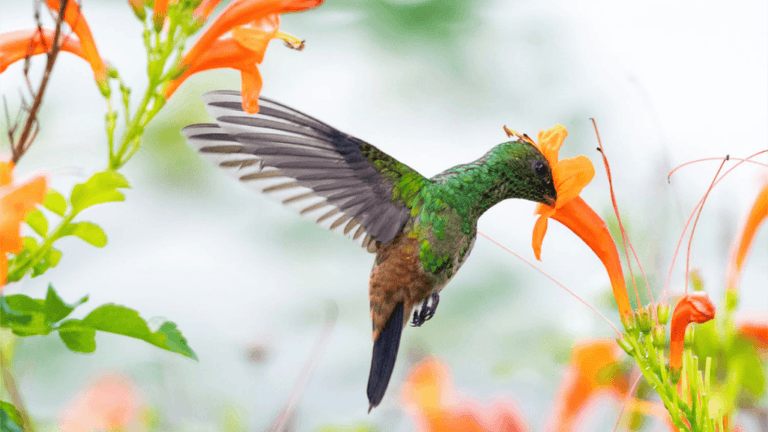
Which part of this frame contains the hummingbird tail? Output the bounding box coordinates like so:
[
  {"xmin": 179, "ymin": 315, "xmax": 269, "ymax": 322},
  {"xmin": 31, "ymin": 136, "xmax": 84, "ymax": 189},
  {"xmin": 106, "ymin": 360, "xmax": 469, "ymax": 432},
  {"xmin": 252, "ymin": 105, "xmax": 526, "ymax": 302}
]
[{"xmin": 366, "ymin": 301, "xmax": 405, "ymax": 412}]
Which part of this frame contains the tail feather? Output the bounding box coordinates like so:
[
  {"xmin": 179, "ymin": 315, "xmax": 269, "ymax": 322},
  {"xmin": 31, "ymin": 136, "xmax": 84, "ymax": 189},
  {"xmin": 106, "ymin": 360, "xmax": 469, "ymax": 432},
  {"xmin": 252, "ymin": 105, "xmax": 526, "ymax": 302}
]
[{"xmin": 366, "ymin": 302, "xmax": 405, "ymax": 412}]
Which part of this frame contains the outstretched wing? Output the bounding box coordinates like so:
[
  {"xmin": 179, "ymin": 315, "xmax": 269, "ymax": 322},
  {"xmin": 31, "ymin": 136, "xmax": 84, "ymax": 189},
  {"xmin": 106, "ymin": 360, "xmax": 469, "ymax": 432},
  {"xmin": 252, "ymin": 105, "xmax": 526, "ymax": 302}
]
[{"xmin": 182, "ymin": 91, "xmax": 426, "ymax": 252}]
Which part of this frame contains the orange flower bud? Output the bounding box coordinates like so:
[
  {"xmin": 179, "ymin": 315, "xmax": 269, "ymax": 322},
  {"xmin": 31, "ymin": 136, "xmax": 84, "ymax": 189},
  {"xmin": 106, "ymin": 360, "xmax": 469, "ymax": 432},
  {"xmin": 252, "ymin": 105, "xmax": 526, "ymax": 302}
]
[
  {"xmin": 44, "ymin": 0, "xmax": 107, "ymax": 83},
  {"xmin": 669, "ymin": 292, "xmax": 715, "ymax": 372},
  {"xmin": 725, "ymin": 181, "xmax": 768, "ymax": 292}
]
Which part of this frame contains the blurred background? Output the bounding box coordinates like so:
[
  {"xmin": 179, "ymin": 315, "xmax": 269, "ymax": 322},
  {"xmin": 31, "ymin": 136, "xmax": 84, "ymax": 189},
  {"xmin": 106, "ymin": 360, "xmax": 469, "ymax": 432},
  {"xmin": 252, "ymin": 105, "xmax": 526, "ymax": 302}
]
[{"xmin": 1, "ymin": 0, "xmax": 766, "ymax": 430}]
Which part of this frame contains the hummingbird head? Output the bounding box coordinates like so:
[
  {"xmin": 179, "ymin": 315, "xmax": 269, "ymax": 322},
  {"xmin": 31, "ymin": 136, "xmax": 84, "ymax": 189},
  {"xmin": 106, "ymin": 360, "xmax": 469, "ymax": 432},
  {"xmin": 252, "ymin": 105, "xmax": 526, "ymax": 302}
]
[{"xmin": 499, "ymin": 139, "xmax": 557, "ymax": 206}]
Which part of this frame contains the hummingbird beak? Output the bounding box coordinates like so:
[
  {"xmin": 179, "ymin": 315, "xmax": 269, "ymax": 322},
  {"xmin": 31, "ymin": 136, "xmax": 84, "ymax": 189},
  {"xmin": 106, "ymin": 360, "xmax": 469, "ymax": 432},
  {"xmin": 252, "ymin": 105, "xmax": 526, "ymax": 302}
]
[{"xmin": 543, "ymin": 194, "xmax": 556, "ymax": 207}]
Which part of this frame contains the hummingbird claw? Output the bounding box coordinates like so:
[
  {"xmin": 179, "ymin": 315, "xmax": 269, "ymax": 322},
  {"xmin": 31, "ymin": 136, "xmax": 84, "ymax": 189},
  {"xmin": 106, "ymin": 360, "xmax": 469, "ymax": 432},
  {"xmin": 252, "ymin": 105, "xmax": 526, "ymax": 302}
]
[{"xmin": 411, "ymin": 293, "xmax": 440, "ymax": 327}]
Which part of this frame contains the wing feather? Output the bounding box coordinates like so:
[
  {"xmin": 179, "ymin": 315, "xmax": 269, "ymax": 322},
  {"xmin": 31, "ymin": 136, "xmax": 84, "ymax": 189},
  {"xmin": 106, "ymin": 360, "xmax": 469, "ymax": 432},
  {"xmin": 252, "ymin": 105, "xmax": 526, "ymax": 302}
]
[{"xmin": 182, "ymin": 91, "xmax": 427, "ymax": 249}]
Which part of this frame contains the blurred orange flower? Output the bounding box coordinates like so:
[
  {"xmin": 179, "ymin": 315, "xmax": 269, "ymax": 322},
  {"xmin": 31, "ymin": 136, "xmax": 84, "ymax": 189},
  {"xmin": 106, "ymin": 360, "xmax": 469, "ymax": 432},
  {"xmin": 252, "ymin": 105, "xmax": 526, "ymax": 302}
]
[
  {"xmin": 165, "ymin": 0, "xmax": 322, "ymax": 113},
  {"xmin": 506, "ymin": 126, "xmax": 631, "ymax": 317},
  {"xmin": 0, "ymin": 160, "xmax": 47, "ymax": 287},
  {"xmin": 736, "ymin": 311, "xmax": 768, "ymax": 350},
  {"xmin": 59, "ymin": 374, "xmax": 145, "ymax": 432},
  {"xmin": 403, "ymin": 358, "xmax": 529, "ymax": 432},
  {"xmin": 669, "ymin": 292, "xmax": 716, "ymax": 372},
  {"xmin": 44, "ymin": 0, "xmax": 108, "ymax": 83},
  {"xmin": 725, "ymin": 181, "xmax": 768, "ymax": 292},
  {"xmin": 546, "ymin": 339, "xmax": 628, "ymax": 432},
  {"xmin": 0, "ymin": 29, "xmax": 89, "ymax": 74}
]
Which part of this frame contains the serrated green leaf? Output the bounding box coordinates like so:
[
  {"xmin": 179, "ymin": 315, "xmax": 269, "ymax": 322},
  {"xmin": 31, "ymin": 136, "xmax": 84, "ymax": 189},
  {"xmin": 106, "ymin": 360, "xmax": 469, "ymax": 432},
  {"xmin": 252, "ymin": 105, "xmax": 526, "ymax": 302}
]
[
  {"xmin": 59, "ymin": 222, "xmax": 107, "ymax": 247},
  {"xmin": 70, "ymin": 171, "xmax": 130, "ymax": 215},
  {"xmin": 43, "ymin": 189, "xmax": 67, "ymax": 217},
  {"xmin": 31, "ymin": 247, "xmax": 65, "ymax": 278},
  {"xmin": 158, "ymin": 321, "xmax": 198, "ymax": 361},
  {"xmin": 83, "ymin": 304, "xmax": 197, "ymax": 360},
  {"xmin": 0, "ymin": 401, "xmax": 23, "ymax": 432},
  {"xmin": 25, "ymin": 210, "xmax": 47, "ymax": 237},
  {"xmin": 58, "ymin": 319, "xmax": 96, "ymax": 353},
  {"xmin": 43, "ymin": 285, "xmax": 87, "ymax": 323}
]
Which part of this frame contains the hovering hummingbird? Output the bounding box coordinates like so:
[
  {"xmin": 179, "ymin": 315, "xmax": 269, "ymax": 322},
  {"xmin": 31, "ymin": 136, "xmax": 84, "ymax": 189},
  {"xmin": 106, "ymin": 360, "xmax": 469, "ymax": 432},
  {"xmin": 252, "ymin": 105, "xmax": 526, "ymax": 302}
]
[{"xmin": 183, "ymin": 91, "xmax": 557, "ymax": 411}]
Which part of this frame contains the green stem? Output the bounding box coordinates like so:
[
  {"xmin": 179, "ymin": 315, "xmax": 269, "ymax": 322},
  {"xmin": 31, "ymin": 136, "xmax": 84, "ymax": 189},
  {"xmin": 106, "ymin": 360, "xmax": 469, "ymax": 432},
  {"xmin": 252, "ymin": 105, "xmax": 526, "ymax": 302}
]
[{"xmin": 7, "ymin": 213, "xmax": 76, "ymax": 281}]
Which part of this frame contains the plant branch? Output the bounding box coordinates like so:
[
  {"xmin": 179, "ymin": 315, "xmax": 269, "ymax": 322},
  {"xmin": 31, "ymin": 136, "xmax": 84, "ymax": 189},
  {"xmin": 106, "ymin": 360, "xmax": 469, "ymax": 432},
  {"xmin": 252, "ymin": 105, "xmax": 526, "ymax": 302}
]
[
  {"xmin": 11, "ymin": 0, "xmax": 70, "ymax": 164},
  {"xmin": 0, "ymin": 349, "xmax": 34, "ymax": 432}
]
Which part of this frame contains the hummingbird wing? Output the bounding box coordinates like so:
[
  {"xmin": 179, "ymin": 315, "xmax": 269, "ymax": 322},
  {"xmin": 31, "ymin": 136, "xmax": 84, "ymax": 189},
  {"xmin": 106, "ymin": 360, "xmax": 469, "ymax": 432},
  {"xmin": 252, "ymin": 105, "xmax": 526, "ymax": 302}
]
[{"xmin": 182, "ymin": 91, "xmax": 427, "ymax": 252}]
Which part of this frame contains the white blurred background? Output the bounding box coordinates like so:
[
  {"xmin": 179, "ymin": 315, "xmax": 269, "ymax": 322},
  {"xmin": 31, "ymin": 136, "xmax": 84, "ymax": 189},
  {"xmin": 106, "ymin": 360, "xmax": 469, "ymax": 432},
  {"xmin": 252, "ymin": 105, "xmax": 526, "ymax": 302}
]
[{"xmin": 1, "ymin": 0, "xmax": 766, "ymax": 430}]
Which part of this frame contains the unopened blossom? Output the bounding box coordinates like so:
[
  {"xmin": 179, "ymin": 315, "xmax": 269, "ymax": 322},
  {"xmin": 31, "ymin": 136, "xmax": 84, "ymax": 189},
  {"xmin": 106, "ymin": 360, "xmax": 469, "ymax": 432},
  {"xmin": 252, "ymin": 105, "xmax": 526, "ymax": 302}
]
[
  {"xmin": 44, "ymin": 0, "xmax": 108, "ymax": 83},
  {"xmin": 507, "ymin": 125, "xmax": 631, "ymax": 317},
  {"xmin": 166, "ymin": 0, "xmax": 322, "ymax": 113},
  {"xmin": 669, "ymin": 292, "xmax": 716, "ymax": 372},
  {"xmin": 0, "ymin": 160, "xmax": 47, "ymax": 287},
  {"xmin": 403, "ymin": 358, "xmax": 529, "ymax": 432}
]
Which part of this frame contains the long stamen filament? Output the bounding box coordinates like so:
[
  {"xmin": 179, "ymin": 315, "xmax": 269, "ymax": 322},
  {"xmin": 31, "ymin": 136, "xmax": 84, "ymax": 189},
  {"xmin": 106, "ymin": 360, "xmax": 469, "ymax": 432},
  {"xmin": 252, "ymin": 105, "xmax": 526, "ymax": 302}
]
[
  {"xmin": 684, "ymin": 159, "xmax": 727, "ymax": 293},
  {"xmin": 478, "ymin": 231, "xmax": 622, "ymax": 337},
  {"xmin": 668, "ymin": 153, "xmax": 768, "ymax": 182},
  {"xmin": 662, "ymin": 150, "xmax": 768, "ymax": 300},
  {"xmin": 591, "ymin": 119, "xmax": 653, "ymax": 309}
]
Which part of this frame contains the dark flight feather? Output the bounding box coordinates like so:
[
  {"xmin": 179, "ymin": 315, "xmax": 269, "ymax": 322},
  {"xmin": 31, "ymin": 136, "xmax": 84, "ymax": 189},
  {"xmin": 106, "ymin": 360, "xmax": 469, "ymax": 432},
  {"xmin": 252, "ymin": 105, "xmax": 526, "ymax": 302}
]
[{"xmin": 367, "ymin": 301, "xmax": 404, "ymax": 412}]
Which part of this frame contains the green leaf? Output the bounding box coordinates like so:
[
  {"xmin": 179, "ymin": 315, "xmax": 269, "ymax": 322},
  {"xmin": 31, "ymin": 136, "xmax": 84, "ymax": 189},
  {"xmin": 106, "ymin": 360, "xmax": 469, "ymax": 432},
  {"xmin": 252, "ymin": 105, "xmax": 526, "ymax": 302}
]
[
  {"xmin": 1, "ymin": 286, "xmax": 87, "ymax": 336},
  {"xmin": 59, "ymin": 222, "xmax": 107, "ymax": 247},
  {"xmin": 30, "ymin": 247, "xmax": 64, "ymax": 278},
  {"xmin": 82, "ymin": 304, "xmax": 197, "ymax": 360},
  {"xmin": 0, "ymin": 401, "xmax": 23, "ymax": 432},
  {"xmin": 43, "ymin": 285, "xmax": 87, "ymax": 323},
  {"xmin": 43, "ymin": 189, "xmax": 67, "ymax": 217},
  {"xmin": 70, "ymin": 171, "xmax": 130, "ymax": 215},
  {"xmin": 58, "ymin": 320, "xmax": 96, "ymax": 353},
  {"xmin": 25, "ymin": 210, "xmax": 47, "ymax": 237},
  {"xmin": 0, "ymin": 298, "xmax": 32, "ymax": 328}
]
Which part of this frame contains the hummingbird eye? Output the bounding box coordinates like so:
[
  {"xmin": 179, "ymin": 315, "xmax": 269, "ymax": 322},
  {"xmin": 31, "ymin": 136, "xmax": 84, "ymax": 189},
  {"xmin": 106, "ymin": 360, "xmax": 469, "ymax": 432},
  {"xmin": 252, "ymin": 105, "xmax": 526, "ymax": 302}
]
[{"xmin": 530, "ymin": 159, "xmax": 550, "ymax": 182}]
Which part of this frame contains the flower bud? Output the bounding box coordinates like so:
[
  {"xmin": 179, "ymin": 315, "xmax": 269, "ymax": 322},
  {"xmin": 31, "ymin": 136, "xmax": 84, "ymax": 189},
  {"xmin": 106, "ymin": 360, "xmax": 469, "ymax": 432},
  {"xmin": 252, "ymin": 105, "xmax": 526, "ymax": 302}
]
[
  {"xmin": 657, "ymin": 303, "xmax": 670, "ymax": 325},
  {"xmin": 652, "ymin": 326, "xmax": 666, "ymax": 348},
  {"xmin": 128, "ymin": 0, "xmax": 147, "ymax": 21},
  {"xmin": 669, "ymin": 292, "xmax": 715, "ymax": 373},
  {"xmin": 616, "ymin": 337, "xmax": 634, "ymax": 355},
  {"xmin": 621, "ymin": 312, "xmax": 637, "ymax": 335},
  {"xmin": 638, "ymin": 307, "xmax": 652, "ymax": 333}
]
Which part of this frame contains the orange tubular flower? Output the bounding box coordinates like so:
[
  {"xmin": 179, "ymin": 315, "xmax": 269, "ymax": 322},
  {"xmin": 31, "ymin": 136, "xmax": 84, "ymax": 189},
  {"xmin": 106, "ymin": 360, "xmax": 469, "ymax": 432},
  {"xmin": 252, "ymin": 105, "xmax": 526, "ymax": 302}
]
[
  {"xmin": 725, "ymin": 181, "xmax": 768, "ymax": 292},
  {"xmin": 44, "ymin": 0, "xmax": 108, "ymax": 84},
  {"xmin": 546, "ymin": 339, "xmax": 628, "ymax": 432},
  {"xmin": 0, "ymin": 160, "xmax": 48, "ymax": 287},
  {"xmin": 0, "ymin": 29, "xmax": 88, "ymax": 74},
  {"xmin": 167, "ymin": 0, "xmax": 323, "ymax": 113},
  {"xmin": 403, "ymin": 358, "xmax": 529, "ymax": 432},
  {"xmin": 59, "ymin": 374, "xmax": 145, "ymax": 432},
  {"xmin": 669, "ymin": 292, "xmax": 716, "ymax": 372},
  {"xmin": 516, "ymin": 125, "xmax": 631, "ymax": 317}
]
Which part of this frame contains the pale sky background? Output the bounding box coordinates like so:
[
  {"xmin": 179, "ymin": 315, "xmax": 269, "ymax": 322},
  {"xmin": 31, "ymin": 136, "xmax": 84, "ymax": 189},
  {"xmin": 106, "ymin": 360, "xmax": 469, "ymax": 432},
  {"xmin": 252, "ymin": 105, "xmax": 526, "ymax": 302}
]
[{"xmin": 1, "ymin": 0, "xmax": 766, "ymax": 430}]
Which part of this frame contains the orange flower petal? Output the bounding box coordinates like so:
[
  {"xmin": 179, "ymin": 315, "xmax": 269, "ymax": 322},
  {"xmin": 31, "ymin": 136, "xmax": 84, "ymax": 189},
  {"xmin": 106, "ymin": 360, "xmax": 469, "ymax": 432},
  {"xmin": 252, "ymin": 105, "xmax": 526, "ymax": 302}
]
[
  {"xmin": 547, "ymin": 339, "xmax": 627, "ymax": 432},
  {"xmin": 240, "ymin": 65, "xmax": 263, "ymax": 114},
  {"xmin": 532, "ymin": 215, "xmax": 548, "ymax": 261},
  {"xmin": 0, "ymin": 29, "xmax": 88, "ymax": 75},
  {"xmin": 0, "ymin": 176, "xmax": 48, "ymax": 254},
  {"xmin": 536, "ymin": 124, "xmax": 567, "ymax": 168},
  {"xmin": 165, "ymin": 38, "xmax": 258, "ymax": 98},
  {"xmin": 549, "ymin": 197, "xmax": 631, "ymax": 317},
  {"xmin": 669, "ymin": 292, "xmax": 716, "ymax": 372},
  {"xmin": 194, "ymin": 0, "xmax": 225, "ymax": 21},
  {"xmin": 231, "ymin": 14, "xmax": 280, "ymax": 64},
  {"xmin": 0, "ymin": 161, "xmax": 13, "ymax": 186},
  {"xmin": 552, "ymin": 155, "xmax": 595, "ymax": 209},
  {"xmin": 183, "ymin": 0, "xmax": 322, "ymax": 68},
  {"xmin": 726, "ymin": 181, "xmax": 768, "ymax": 291},
  {"xmin": 44, "ymin": 0, "xmax": 107, "ymax": 82}
]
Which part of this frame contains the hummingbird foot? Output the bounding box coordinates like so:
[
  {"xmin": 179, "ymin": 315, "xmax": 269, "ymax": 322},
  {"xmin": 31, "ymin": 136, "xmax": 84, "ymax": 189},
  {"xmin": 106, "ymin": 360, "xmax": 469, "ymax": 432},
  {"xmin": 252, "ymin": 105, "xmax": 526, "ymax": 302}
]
[{"xmin": 411, "ymin": 292, "xmax": 440, "ymax": 327}]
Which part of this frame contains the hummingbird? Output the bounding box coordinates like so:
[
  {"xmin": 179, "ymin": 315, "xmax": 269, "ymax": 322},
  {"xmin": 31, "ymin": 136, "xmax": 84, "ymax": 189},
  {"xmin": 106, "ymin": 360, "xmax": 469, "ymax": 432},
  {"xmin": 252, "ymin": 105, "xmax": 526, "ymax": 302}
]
[{"xmin": 182, "ymin": 91, "xmax": 557, "ymax": 411}]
